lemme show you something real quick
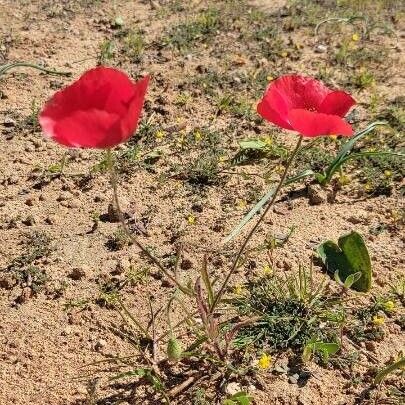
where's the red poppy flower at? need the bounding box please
[40,67,149,148]
[257,75,355,137]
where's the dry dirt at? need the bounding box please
[0,1,404,405]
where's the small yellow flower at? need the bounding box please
[155,130,165,140]
[263,264,273,276]
[390,210,401,221]
[187,215,196,225]
[281,51,288,58]
[219,155,227,163]
[382,300,395,313]
[258,353,272,369]
[352,33,360,42]
[339,175,351,186]
[364,183,373,192]
[194,130,202,141]
[237,199,247,209]
[384,170,392,178]
[372,315,385,326]
[329,134,338,141]
[263,136,273,146]
[234,284,245,296]
[275,165,285,174]
[266,75,274,82]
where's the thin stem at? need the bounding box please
[211,136,303,310]
[59,152,67,174]
[116,296,151,339]
[106,149,192,296]
[0,62,71,77]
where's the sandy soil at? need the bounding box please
[0,1,404,404]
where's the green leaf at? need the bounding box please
[323,121,387,183]
[303,340,339,362]
[110,368,148,380]
[223,391,253,405]
[343,271,362,288]
[317,342,340,356]
[239,139,268,150]
[317,231,372,292]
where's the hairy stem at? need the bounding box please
[211,136,303,310]
[106,149,191,295]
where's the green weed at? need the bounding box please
[164,8,220,51]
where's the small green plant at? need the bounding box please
[230,137,287,167]
[98,39,115,64]
[302,339,340,363]
[186,152,220,185]
[317,231,372,292]
[164,8,220,50]
[233,266,342,357]
[352,68,375,89]
[122,29,144,61]
[105,228,132,251]
[3,231,53,295]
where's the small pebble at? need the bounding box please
[45,215,55,225]
[22,215,36,226]
[307,184,327,205]
[225,382,242,396]
[314,44,327,53]
[289,373,299,384]
[68,267,87,281]
[3,117,16,127]
[94,339,107,351]
[25,197,35,206]
[68,199,81,209]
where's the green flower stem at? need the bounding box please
[0,62,71,77]
[106,149,192,296]
[211,135,304,311]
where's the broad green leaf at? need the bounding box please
[223,392,253,405]
[317,231,372,292]
[302,341,339,362]
[338,231,372,292]
[316,342,340,356]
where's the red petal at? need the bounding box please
[288,109,354,137]
[119,76,150,142]
[257,97,292,130]
[271,75,330,110]
[40,68,150,148]
[319,91,356,117]
[41,109,122,148]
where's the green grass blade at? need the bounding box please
[223,169,314,243]
[323,121,387,183]
[374,357,405,385]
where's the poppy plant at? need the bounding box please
[257,75,355,137]
[39,66,149,148]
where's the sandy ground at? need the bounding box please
[0,1,404,404]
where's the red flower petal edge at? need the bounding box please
[40,67,149,148]
[257,75,355,137]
